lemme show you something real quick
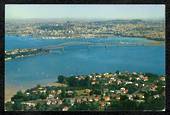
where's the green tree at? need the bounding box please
[5,102,13,111]
[60,89,67,98]
[11,91,26,102]
[58,75,66,83]
[39,93,48,99]
[110,100,123,110]
[66,76,77,87]
[89,102,99,110]
[35,103,48,111]
[47,105,60,111]
[12,100,23,111]
[145,96,165,110]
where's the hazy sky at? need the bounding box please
[5,5,165,20]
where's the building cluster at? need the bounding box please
[6,19,165,40]
[5,71,165,111]
[5,48,49,61]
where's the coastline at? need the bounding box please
[5,71,165,102]
[5,86,25,102]
[5,87,17,102]
[5,82,56,102]
[5,72,166,111]
[5,34,165,41]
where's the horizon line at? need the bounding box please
[5,17,165,21]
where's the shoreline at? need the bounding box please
[5,71,165,111]
[5,71,165,102]
[5,34,165,41]
[5,87,17,102]
[5,85,26,102]
[5,83,51,102]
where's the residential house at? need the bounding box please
[94,96,99,102]
[160,77,165,81]
[47,94,55,99]
[142,76,148,81]
[62,106,69,111]
[153,94,160,99]
[22,102,36,107]
[104,96,110,101]
[150,84,158,91]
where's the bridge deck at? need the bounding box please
[41,41,162,50]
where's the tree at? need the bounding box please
[11,91,26,102]
[71,102,90,110]
[115,70,120,74]
[58,75,66,83]
[39,93,48,99]
[110,100,123,110]
[35,103,48,111]
[84,76,91,87]
[47,105,60,111]
[60,89,67,99]
[36,84,41,88]
[12,100,23,111]
[5,102,13,111]
[91,89,101,95]
[89,102,99,110]
[66,76,77,87]
[121,100,138,110]
[145,96,165,110]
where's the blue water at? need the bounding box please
[5,36,165,90]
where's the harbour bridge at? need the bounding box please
[43,41,109,50]
[41,41,150,51]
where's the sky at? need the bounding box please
[5,5,165,20]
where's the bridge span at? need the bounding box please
[41,41,149,51]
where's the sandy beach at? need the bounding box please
[5,86,25,102]
[5,87,17,102]
[5,83,51,102]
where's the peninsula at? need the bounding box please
[5,48,50,61]
[5,71,165,111]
